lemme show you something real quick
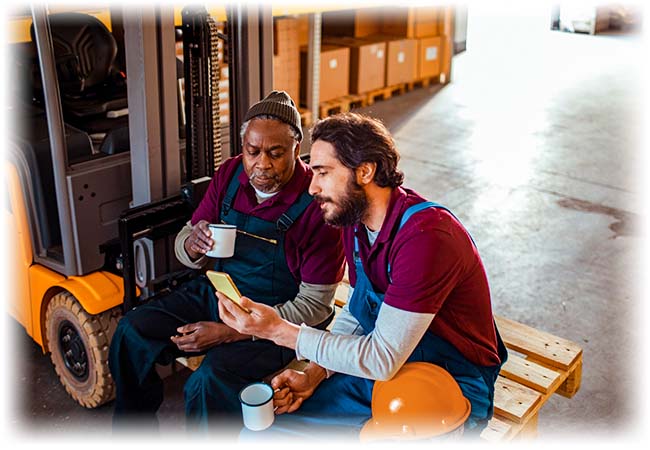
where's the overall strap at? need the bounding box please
[221,162,245,215]
[397,201,445,231]
[276,190,314,232]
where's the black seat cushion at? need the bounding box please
[30,13,128,127]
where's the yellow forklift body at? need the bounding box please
[5,160,125,351]
[28,265,125,350]
[5,161,34,333]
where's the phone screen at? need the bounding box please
[206,271,251,314]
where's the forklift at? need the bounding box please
[4,4,282,408]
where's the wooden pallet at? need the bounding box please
[332,280,582,442]
[179,279,582,442]
[365,83,408,106]
[408,75,440,90]
[319,94,367,118]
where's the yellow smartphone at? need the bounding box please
[206,270,251,314]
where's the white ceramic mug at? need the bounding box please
[239,382,275,431]
[206,224,236,258]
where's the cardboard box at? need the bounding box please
[417,36,441,79]
[413,21,439,38]
[381,7,440,38]
[300,45,350,104]
[273,17,301,104]
[365,36,416,86]
[323,37,386,94]
[322,8,383,38]
[298,15,309,47]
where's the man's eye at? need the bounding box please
[318,171,327,177]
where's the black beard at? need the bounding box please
[318,178,369,228]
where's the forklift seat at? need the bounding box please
[30,12,130,147]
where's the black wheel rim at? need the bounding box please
[58,320,89,381]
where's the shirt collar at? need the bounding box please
[354,186,408,246]
[375,186,408,244]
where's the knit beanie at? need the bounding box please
[243,90,303,141]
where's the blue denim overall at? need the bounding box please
[109,162,313,430]
[250,201,507,440]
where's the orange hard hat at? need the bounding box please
[360,362,471,441]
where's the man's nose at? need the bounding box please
[257,152,272,168]
[308,176,320,197]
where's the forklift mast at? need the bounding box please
[119,5,274,311]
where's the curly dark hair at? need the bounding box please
[310,113,404,188]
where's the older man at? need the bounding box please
[108,91,345,431]
[219,112,508,439]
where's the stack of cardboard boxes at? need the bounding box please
[276,6,454,111]
[322,7,417,91]
[321,36,385,95]
[273,18,300,104]
[319,5,453,94]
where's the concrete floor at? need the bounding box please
[6,4,646,445]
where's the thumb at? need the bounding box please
[177,322,196,334]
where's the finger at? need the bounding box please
[176,322,196,335]
[271,370,293,390]
[217,294,236,325]
[274,393,294,415]
[273,386,291,402]
[188,237,210,254]
[219,292,246,318]
[193,234,213,252]
[287,396,304,413]
[196,220,212,238]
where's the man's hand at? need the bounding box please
[217,292,300,349]
[271,364,327,414]
[184,220,213,260]
[170,321,248,352]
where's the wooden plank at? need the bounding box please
[518,413,539,439]
[500,353,562,395]
[335,283,350,305]
[481,416,513,442]
[495,315,582,371]
[493,375,542,424]
[556,358,583,398]
[176,355,204,371]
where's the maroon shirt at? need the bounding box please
[345,187,500,367]
[192,155,345,285]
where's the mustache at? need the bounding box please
[314,195,333,204]
[250,172,278,180]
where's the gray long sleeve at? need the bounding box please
[272,282,336,326]
[295,302,434,381]
[174,221,209,269]
[329,286,364,337]
[174,221,335,326]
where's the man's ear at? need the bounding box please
[293,142,301,159]
[355,162,376,185]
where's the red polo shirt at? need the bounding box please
[344,187,501,367]
[192,155,345,285]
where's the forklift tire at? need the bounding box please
[45,291,122,408]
